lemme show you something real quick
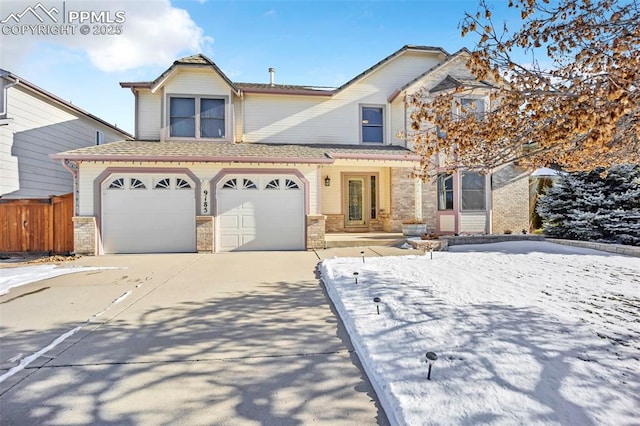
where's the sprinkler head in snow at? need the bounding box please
[373,296,381,314]
[361,251,365,263]
[353,272,359,284]
[425,352,438,380]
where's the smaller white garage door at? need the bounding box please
[102,175,196,254]
[217,175,305,251]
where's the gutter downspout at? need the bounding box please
[1,76,19,117]
[60,159,79,216]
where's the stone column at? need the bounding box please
[390,167,418,232]
[72,216,97,255]
[306,215,326,249]
[196,216,214,253]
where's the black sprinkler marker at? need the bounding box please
[425,352,438,380]
[373,297,381,314]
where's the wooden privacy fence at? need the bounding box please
[0,193,74,253]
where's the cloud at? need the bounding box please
[0,0,213,72]
[264,9,276,17]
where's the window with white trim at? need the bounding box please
[361,106,384,143]
[108,178,125,189]
[437,174,454,210]
[459,98,485,120]
[176,178,192,189]
[169,96,225,139]
[130,178,146,189]
[460,172,486,211]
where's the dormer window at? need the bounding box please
[169,96,226,139]
[361,105,384,144]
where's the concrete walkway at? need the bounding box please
[0,251,392,425]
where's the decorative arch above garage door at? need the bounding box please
[101,174,196,254]
[216,174,305,252]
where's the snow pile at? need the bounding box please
[320,241,640,425]
[0,265,121,295]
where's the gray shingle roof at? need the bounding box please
[52,141,418,163]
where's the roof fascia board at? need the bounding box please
[241,88,334,97]
[335,45,449,94]
[150,67,178,94]
[50,153,335,164]
[3,70,132,139]
[392,48,474,100]
[329,152,421,162]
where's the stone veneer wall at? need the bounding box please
[390,167,417,232]
[491,164,530,234]
[307,215,326,249]
[325,214,344,232]
[196,216,214,253]
[73,216,96,255]
[421,177,438,234]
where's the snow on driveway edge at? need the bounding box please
[320,260,403,426]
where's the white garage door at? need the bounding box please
[102,175,196,254]
[217,175,304,252]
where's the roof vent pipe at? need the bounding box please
[268,67,275,86]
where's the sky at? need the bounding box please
[0,0,520,135]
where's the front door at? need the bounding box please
[345,176,367,227]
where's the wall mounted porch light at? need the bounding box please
[324,176,331,186]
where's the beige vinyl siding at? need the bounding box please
[459,213,488,233]
[163,69,233,95]
[390,98,406,146]
[136,89,161,140]
[243,51,442,145]
[0,85,124,198]
[234,94,243,142]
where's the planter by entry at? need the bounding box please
[402,223,427,236]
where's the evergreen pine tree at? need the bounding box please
[537,165,640,246]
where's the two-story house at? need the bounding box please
[53,45,530,254]
[1,70,132,199]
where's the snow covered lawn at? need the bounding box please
[320,241,640,425]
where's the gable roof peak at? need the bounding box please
[174,53,214,66]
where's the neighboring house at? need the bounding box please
[53,45,529,255]
[0,70,132,199]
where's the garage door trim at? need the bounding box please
[212,168,310,252]
[95,167,201,255]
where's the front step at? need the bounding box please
[324,233,406,248]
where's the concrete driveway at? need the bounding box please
[0,251,391,425]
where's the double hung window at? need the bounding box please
[169,96,225,139]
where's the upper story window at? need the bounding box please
[361,105,384,144]
[169,96,225,139]
[95,130,104,145]
[459,98,485,120]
